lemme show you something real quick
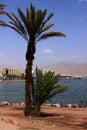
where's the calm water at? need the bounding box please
[0,79,87,105]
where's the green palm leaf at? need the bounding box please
[0,4,6,14]
[38,31,66,41]
[0,4,6,24]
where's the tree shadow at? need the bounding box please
[39,112,60,117]
[1,106,60,118]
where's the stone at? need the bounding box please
[0,101,9,106]
[60,104,67,108]
[67,104,72,108]
[55,103,61,108]
[72,104,79,108]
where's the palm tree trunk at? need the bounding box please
[24,60,32,116]
[24,41,35,116]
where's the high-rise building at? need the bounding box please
[1,67,24,77]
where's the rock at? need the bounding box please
[67,104,72,108]
[10,102,16,105]
[54,103,61,108]
[83,105,87,108]
[60,104,67,108]
[46,103,53,106]
[0,101,9,106]
[20,102,25,106]
[72,104,79,108]
[15,103,20,105]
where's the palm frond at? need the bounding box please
[0,4,6,9]
[1,22,27,40]
[18,8,29,36]
[0,20,6,25]
[30,4,35,24]
[48,84,68,99]
[37,31,66,42]
[5,12,28,42]
[0,4,6,14]
[40,12,54,31]
[36,23,54,38]
[34,9,47,35]
[35,12,54,38]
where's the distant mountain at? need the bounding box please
[42,62,87,76]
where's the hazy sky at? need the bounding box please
[0,0,87,70]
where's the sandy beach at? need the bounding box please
[0,104,87,130]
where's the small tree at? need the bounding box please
[31,68,68,116]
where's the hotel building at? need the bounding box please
[1,67,24,77]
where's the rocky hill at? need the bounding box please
[42,62,87,77]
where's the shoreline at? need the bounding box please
[0,101,87,108]
[0,79,25,83]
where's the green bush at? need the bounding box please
[31,67,68,116]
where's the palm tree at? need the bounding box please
[1,4,66,116]
[0,4,6,24]
[32,67,68,116]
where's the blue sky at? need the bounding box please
[0,0,87,70]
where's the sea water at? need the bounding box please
[0,81,25,102]
[0,79,87,105]
[51,78,87,105]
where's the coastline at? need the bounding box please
[0,101,87,108]
[0,79,25,83]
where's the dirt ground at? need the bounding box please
[0,104,87,130]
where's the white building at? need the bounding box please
[1,67,24,77]
[0,71,3,80]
